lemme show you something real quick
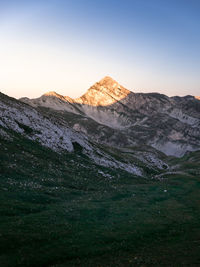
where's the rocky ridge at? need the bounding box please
[20,76,200,157]
[1,92,170,177]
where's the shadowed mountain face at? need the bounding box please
[0,92,172,178]
[20,76,200,157]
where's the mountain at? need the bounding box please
[1,92,170,177]
[20,76,200,157]
[74,76,131,106]
[1,83,200,266]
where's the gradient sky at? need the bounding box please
[0,0,200,99]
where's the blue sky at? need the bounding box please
[0,0,200,98]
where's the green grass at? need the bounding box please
[1,133,200,266]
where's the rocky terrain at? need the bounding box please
[0,92,170,178]
[21,76,200,157]
[1,79,200,267]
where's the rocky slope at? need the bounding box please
[1,92,170,177]
[20,76,200,157]
[2,81,200,267]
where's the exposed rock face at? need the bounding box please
[20,91,78,114]
[75,76,130,106]
[3,92,163,176]
[0,93,90,153]
[20,76,200,157]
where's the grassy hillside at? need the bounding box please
[1,133,200,266]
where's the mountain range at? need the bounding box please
[20,76,200,157]
[1,77,200,266]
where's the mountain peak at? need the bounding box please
[75,76,131,106]
[42,91,73,103]
[99,75,117,83]
[43,91,61,97]
[97,76,124,89]
[22,77,132,108]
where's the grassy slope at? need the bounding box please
[1,133,200,266]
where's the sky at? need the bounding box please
[0,0,200,99]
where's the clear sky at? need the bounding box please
[0,0,200,99]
